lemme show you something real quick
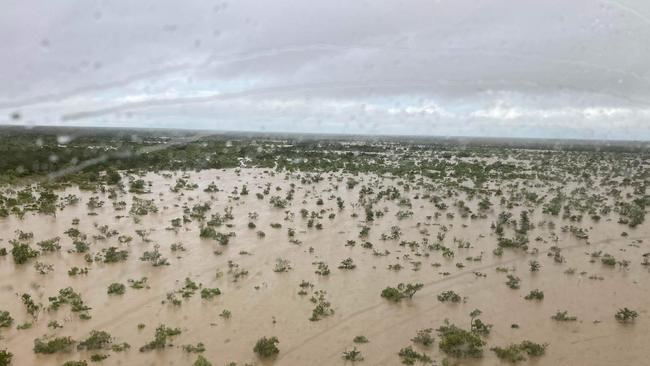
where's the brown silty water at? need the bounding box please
[0,168,648,365]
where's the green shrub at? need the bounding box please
[33,336,76,354]
[615,308,638,323]
[411,328,434,346]
[61,361,87,366]
[437,291,461,303]
[200,288,221,299]
[353,335,369,344]
[11,242,39,264]
[139,325,181,352]
[253,336,279,358]
[436,322,484,358]
[107,283,126,295]
[48,287,91,319]
[491,340,547,362]
[505,275,521,289]
[381,283,423,302]
[342,347,364,361]
[182,342,206,353]
[491,344,525,362]
[193,355,212,366]
[524,289,544,300]
[0,349,12,366]
[551,311,577,322]
[398,346,432,365]
[0,311,13,328]
[77,330,112,350]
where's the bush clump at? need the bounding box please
[0,349,12,366]
[193,355,212,366]
[253,336,279,358]
[77,330,113,350]
[381,283,423,302]
[437,291,461,303]
[0,311,13,328]
[615,307,638,323]
[107,283,126,295]
[398,346,432,365]
[436,322,484,358]
[491,340,547,362]
[139,325,181,352]
[61,362,87,366]
[11,242,39,264]
[524,289,544,300]
[411,328,434,347]
[33,336,76,354]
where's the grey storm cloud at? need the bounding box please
[1,0,650,139]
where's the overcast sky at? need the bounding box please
[1,0,650,140]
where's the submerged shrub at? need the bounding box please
[253,336,279,358]
[107,283,126,295]
[615,308,638,323]
[411,328,434,347]
[77,330,113,351]
[0,311,13,328]
[139,325,181,352]
[11,241,39,264]
[342,347,364,362]
[524,289,544,300]
[437,291,461,303]
[491,340,547,362]
[551,311,577,322]
[33,336,76,354]
[193,355,212,366]
[436,322,484,358]
[398,346,432,365]
[0,349,13,366]
[381,283,423,302]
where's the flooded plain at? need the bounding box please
[1,167,649,365]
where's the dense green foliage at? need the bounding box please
[253,336,279,358]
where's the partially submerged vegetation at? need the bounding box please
[0,128,648,365]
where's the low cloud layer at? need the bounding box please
[1,0,650,140]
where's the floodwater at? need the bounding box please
[1,168,649,365]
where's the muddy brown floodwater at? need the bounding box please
[1,168,649,365]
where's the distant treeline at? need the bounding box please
[0,126,648,184]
